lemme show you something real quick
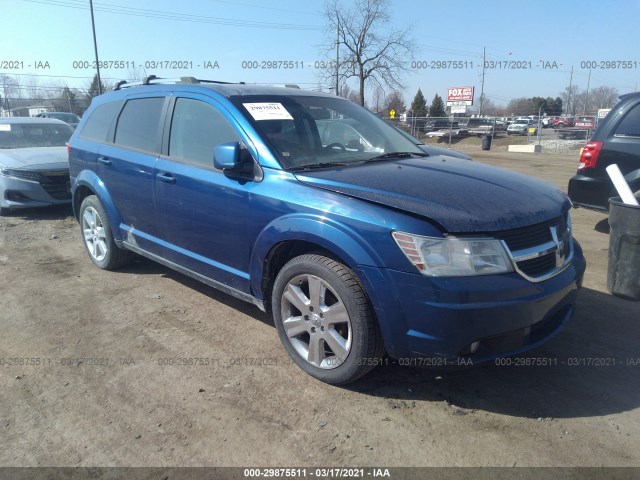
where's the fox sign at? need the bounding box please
[447,86,474,102]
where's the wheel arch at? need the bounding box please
[73,170,124,243]
[250,214,386,313]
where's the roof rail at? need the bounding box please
[113,75,243,90]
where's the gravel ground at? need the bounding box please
[0,151,638,474]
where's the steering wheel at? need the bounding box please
[325,142,347,151]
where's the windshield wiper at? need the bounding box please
[364,151,426,163]
[288,161,351,171]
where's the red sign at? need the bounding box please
[447,86,474,102]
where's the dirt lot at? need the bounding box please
[1,150,639,470]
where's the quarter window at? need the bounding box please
[614,103,640,137]
[114,98,164,152]
[79,101,123,142]
[169,98,240,166]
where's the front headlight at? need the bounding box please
[392,231,514,277]
[0,168,41,181]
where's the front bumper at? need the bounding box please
[0,173,71,210]
[355,240,586,362]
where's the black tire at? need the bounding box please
[272,254,384,385]
[79,195,133,270]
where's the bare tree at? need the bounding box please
[371,85,386,114]
[23,75,43,101]
[1,75,20,114]
[321,0,414,106]
[127,65,148,82]
[588,86,619,110]
[383,89,405,115]
[560,85,581,115]
[339,83,362,104]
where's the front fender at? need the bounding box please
[249,213,386,301]
[73,169,125,243]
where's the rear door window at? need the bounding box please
[114,98,165,152]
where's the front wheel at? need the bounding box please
[79,195,133,270]
[272,254,384,385]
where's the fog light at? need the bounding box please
[469,341,480,354]
[6,191,31,201]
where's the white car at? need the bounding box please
[0,117,73,215]
[507,119,537,135]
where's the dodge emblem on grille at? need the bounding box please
[551,225,570,268]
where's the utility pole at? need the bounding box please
[335,17,339,96]
[89,0,102,95]
[479,46,486,115]
[567,65,573,115]
[583,69,591,114]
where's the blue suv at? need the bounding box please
[69,76,586,384]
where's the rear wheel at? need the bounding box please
[272,254,384,385]
[79,195,133,270]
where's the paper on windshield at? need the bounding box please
[243,103,293,121]
[0,124,11,131]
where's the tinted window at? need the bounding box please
[79,101,123,142]
[614,103,640,137]
[114,98,164,152]
[169,98,240,166]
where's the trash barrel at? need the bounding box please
[607,196,640,300]
[481,134,492,151]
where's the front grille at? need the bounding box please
[517,254,556,277]
[40,171,71,200]
[492,215,571,281]
[495,219,556,251]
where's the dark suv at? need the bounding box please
[568,93,640,211]
[68,76,585,384]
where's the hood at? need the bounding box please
[0,147,69,170]
[295,156,570,233]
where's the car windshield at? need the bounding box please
[0,122,74,149]
[48,112,80,123]
[231,94,424,169]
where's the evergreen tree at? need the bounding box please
[87,74,105,99]
[61,86,79,114]
[429,93,446,117]
[410,88,428,118]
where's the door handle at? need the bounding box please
[97,156,111,166]
[156,172,176,184]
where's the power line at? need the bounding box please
[17,0,322,30]
[204,0,319,17]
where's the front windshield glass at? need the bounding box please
[231,94,424,169]
[0,122,74,149]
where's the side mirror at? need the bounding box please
[214,142,240,170]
